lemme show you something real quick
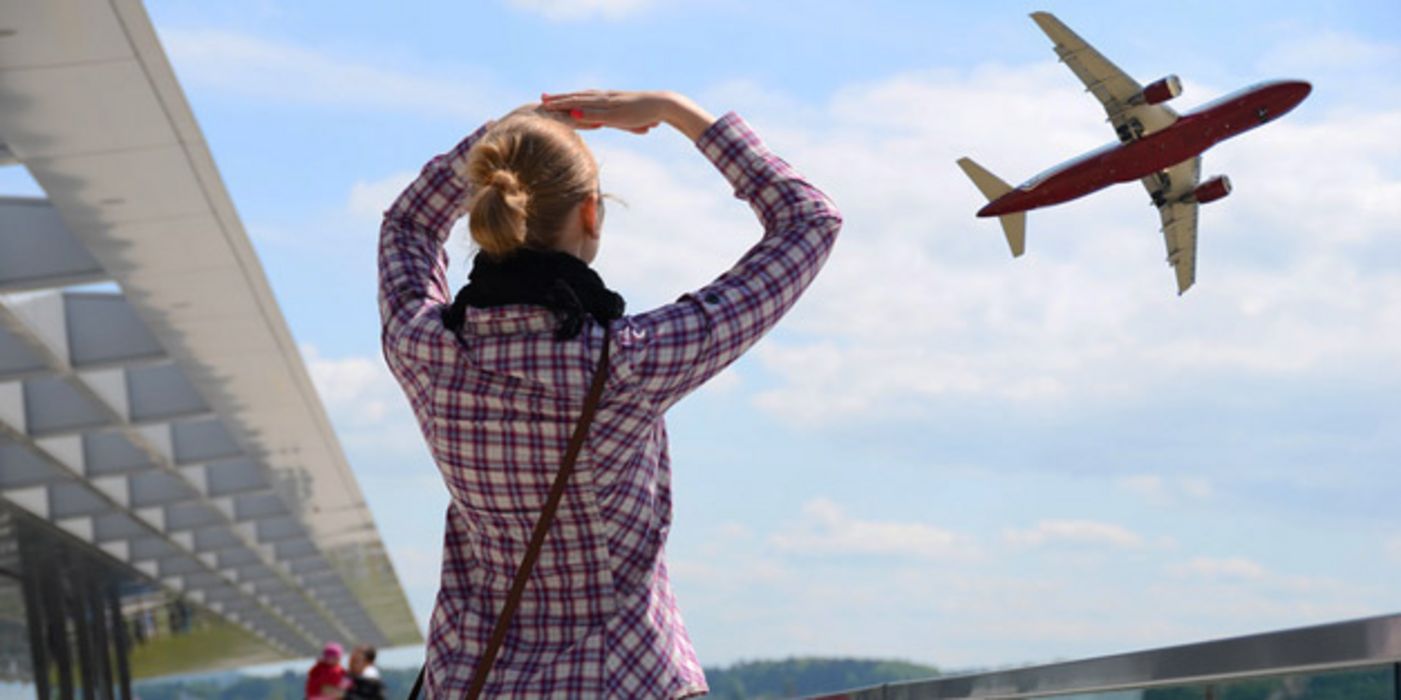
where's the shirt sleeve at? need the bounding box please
[617,112,842,410]
[377,123,489,370]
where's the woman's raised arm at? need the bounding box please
[377,123,489,370]
[545,91,844,410]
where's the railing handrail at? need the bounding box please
[810,611,1401,699]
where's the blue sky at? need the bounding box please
[90,0,1401,673]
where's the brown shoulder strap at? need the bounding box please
[461,331,612,700]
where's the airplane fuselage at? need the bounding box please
[978,80,1312,217]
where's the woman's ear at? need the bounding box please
[580,194,601,239]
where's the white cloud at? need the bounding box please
[1260,31,1401,73]
[390,543,444,590]
[588,140,759,308]
[298,344,431,467]
[1388,536,1401,564]
[507,0,654,21]
[1117,474,1215,504]
[1118,474,1166,498]
[299,343,450,632]
[769,498,974,560]
[678,508,1383,667]
[1004,519,1146,549]
[721,66,1401,425]
[160,28,498,119]
[507,63,1401,428]
[302,343,396,424]
[319,55,1401,434]
[1175,556,1268,580]
[698,366,742,396]
[348,170,416,225]
[1168,556,1365,600]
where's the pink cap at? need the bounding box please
[322,642,343,659]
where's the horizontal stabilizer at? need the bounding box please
[957,157,1013,200]
[998,212,1027,257]
[957,157,1026,257]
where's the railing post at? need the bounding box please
[110,586,133,700]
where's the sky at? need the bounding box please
[42,0,1400,675]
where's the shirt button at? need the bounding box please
[704,293,721,305]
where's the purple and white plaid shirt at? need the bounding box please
[379,113,841,698]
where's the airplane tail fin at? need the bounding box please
[956,157,1026,257]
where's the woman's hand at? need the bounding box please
[540,90,716,142]
[500,101,599,129]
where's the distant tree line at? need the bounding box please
[131,658,1391,699]
[132,658,936,700]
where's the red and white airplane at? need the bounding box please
[958,12,1311,294]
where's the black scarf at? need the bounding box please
[443,249,626,340]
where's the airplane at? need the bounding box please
[957,11,1311,294]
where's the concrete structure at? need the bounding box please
[0,1,420,696]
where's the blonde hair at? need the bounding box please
[464,115,598,257]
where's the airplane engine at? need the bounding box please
[1193,175,1232,203]
[1136,75,1183,105]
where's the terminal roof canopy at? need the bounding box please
[0,0,420,669]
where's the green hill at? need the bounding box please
[702,657,940,699]
[132,657,937,699]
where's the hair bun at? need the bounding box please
[488,170,521,194]
[463,117,597,259]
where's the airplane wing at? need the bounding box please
[1142,158,1201,294]
[1030,12,1178,139]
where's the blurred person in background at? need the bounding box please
[305,641,348,699]
[346,645,386,700]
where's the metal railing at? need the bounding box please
[811,612,1401,699]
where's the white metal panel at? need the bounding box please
[91,475,131,507]
[22,145,211,228]
[0,61,175,158]
[100,539,131,561]
[34,434,84,474]
[0,0,133,69]
[135,422,174,461]
[0,381,23,432]
[1,485,49,517]
[5,292,70,365]
[57,515,93,540]
[77,215,233,275]
[78,367,130,422]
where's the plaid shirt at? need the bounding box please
[379,113,841,698]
